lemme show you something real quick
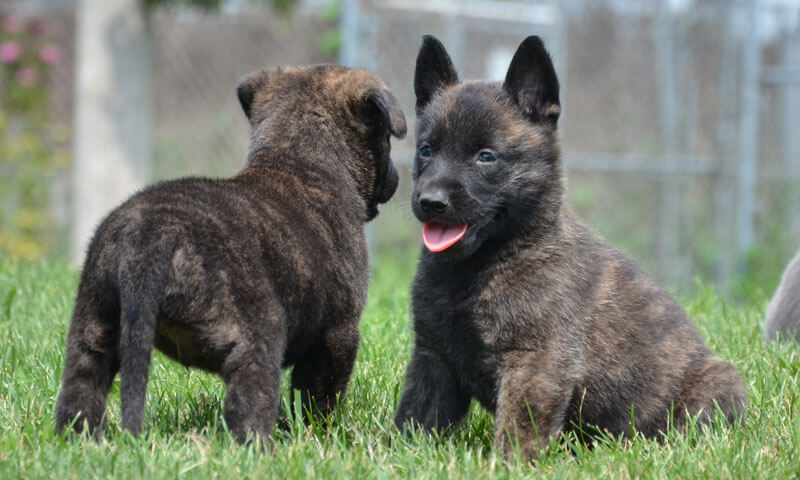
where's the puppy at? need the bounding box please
[55,65,406,444]
[394,36,745,459]
[765,248,800,342]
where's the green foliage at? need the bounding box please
[144,0,339,57]
[145,0,300,14]
[318,1,343,57]
[1,253,799,478]
[0,14,70,260]
[266,0,299,16]
[319,29,343,58]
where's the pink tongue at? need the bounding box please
[422,222,468,252]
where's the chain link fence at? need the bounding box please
[2,0,799,295]
[149,6,339,178]
[343,0,800,296]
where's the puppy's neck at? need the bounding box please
[234,144,366,218]
[502,164,566,246]
[493,204,566,257]
[241,126,350,168]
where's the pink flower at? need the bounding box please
[15,67,39,87]
[39,44,61,65]
[0,41,23,63]
[2,16,24,34]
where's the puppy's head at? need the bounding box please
[237,65,407,221]
[411,35,563,260]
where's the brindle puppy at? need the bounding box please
[765,248,800,342]
[55,65,406,444]
[394,35,745,459]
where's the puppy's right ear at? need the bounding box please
[236,70,268,120]
[414,35,458,115]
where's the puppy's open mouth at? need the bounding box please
[422,222,468,252]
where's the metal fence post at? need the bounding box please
[70,0,152,265]
[339,0,361,69]
[655,0,681,285]
[714,2,737,294]
[340,0,380,257]
[783,21,800,238]
[736,0,761,268]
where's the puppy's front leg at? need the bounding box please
[494,351,573,460]
[394,345,470,434]
[290,320,359,418]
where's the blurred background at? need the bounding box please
[1,0,798,299]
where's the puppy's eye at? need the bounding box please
[477,151,496,163]
[419,145,433,157]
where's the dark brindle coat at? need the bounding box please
[55,65,406,444]
[394,35,745,458]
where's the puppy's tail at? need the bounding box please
[117,258,167,435]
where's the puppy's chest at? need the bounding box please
[416,265,535,351]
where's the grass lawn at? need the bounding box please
[0,251,798,479]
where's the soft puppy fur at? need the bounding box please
[765,248,800,342]
[394,35,745,459]
[55,65,406,444]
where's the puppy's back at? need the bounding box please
[85,177,263,278]
[765,249,800,342]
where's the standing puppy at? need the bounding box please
[765,248,800,342]
[56,65,406,444]
[394,36,745,459]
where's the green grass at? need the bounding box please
[1,252,798,479]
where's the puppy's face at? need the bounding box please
[237,65,407,221]
[411,36,563,260]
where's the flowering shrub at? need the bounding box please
[0,13,69,259]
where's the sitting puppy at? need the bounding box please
[394,36,745,459]
[56,65,406,444]
[765,248,800,342]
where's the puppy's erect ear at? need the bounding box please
[503,36,561,125]
[414,35,459,115]
[236,70,269,120]
[365,88,407,139]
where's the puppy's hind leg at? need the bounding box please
[118,291,159,435]
[56,283,121,436]
[115,259,169,436]
[291,320,360,419]
[676,356,746,430]
[493,352,574,461]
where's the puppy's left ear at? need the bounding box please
[236,70,269,121]
[503,36,561,125]
[364,89,407,139]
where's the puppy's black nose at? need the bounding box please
[419,191,448,213]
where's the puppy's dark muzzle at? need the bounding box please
[367,162,398,221]
[377,163,399,204]
[418,190,448,213]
